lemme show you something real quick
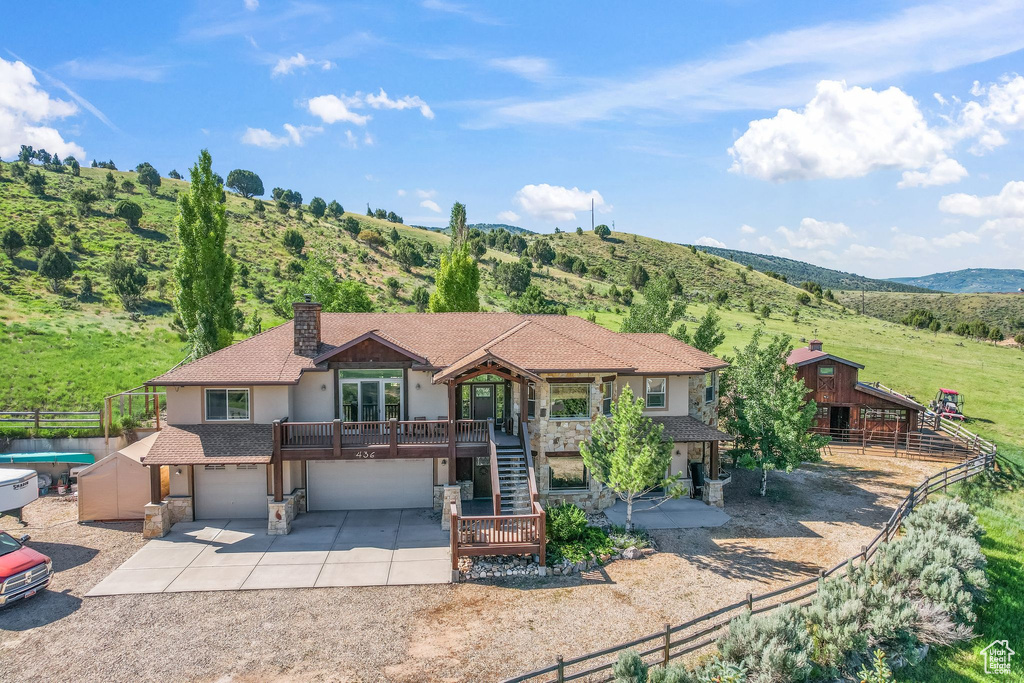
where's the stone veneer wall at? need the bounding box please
[165,495,194,524]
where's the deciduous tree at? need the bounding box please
[620,275,685,333]
[173,149,235,359]
[429,245,479,312]
[719,330,827,496]
[115,199,143,229]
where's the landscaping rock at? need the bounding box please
[458,554,543,582]
[623,546,643,560]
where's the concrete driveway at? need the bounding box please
[86,509,451,596]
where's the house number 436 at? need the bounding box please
[355,451,376,459]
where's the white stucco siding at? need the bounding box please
[253,385,290,423]
[617,375,694,417]
[291,371,335,422]
[409,370,447,419]
[164,386,202,424]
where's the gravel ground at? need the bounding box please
[0,451,946,683]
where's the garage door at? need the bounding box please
[307,459,432,510]
[194,463,268,519]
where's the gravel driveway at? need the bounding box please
[0,451,946,682]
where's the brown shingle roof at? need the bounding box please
[148,313,728,386]
[141,424,273,465]
[652,416,734,442]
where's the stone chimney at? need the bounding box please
[808,339,823,352]
[293,294,321,357]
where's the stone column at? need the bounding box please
[165,495,194,524]
[268,494,296,535]
[441,484,462,531]
[143,502,171,538]
[703,480,725,508]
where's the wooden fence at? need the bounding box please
[502,451,996,683]
[0,410,102,431]
[103,385,165,442]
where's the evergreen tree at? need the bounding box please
[173,149,235,359]
[719,330,827,496]
[1,228,25,260]
[327,200,343,219]
[26,217,55,257]
[343,216,361,236]
[309,196,327,218]
[411,285,430,312]
[282,229,305,255]
[393,240,424,271]
[107,255,148,309]
[25,169,46,195]
[628,262,650,289]
[493,259,532,296]
[580,385,679,531]
[136,162,161,195]
[115,199,144,229]
[225,169,264,198]
[38,245,74,292]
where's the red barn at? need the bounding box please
[786,340,923,440]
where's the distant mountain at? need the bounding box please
[889,268,1024,293]
[693,246,936,293]
[468,223,535,235]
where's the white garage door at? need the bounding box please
[307,459,433,510]
[194,464,268,519]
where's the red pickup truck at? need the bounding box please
[0,531,53,606]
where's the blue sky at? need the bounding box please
[3,0,1024,277]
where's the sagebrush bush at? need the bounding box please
[903,498,983,541]
[547,502,588,542]
[717,604,812,683]
[612,650,648,683]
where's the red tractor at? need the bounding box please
[931,388,966,421]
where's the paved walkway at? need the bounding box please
[86,509,451,596]
[603,498,730,529]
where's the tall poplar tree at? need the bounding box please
[429,202,479,312]
[174,149,235,359]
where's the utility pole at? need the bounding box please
[591,198,595,232]
[861,289,866,315]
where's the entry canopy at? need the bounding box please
[0,452,94,464]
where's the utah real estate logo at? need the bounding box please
[981,640,1015,675]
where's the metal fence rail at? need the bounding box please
[502,451,996,683]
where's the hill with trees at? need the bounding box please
[694,245,936,293]
[888,268,1024,293]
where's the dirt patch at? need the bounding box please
[0,452,946,682]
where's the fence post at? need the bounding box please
[556,655,565,683]
[861,545,868,562]
[33,409,40,430]
[746,592,753,611]
[943,469,948,491]
[907,486,915,514]
[663,623,671,666]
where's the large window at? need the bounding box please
[339,369,402,421]
[860,408,908,422]
[645,377,667,408]
[205,388,250,421]
[550,383,590,419]
[602,381,614,416]
[527,383,536,419]
[704,372,717,404]
[549,457,589,490]
[818,366,835,376]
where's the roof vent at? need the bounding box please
[808,339,823,351]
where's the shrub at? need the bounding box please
[282,228,305,255]
[612,650,648,683]
[547,502,588,542]
[115,199,144,228]
[903,498,982,541]
[717,604,812,683]
[796,291,811,306]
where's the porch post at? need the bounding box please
[272,419,284,502]
[148,464,162,504]
[447,380,457,485]
[519,378,529,427]
[709,441,720,480]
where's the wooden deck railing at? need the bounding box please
[488,420,502,517]
[502,451,995,683]
[277,418,489,454]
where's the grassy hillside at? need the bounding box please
[2,159,1022,453]
[834,290,1024,336]
[889,268,1024,293]
[695,245,936,293]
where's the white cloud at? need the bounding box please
[939,180,1024,217]
[954,75,1024,153]
[58,58,167,82]
[478,1,1024,127]
[497,210,520,222]
[487,56,552,82]
[396,189,407,197]
[844,244,904,260]
[932,230,980,248]
[756,235,791,258]
[364,88,434,119]
[897,157,968,188]
[777,217,852,249]
[244,0,258,9]
[729,80,949,182]
[307,95,371,125]
[241,123,321,148]
[421,0,502,25]
[420,199,442,213]
[271,53,333,77]
[695,236,726,248]
[513,184,609,222]
[415,188,437,199]
[739,224,757,234]
[0,58,85,160]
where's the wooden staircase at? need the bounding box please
[496,444,532,515]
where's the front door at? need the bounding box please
[472,385,495,421]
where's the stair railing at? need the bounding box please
[487,418,502,516]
